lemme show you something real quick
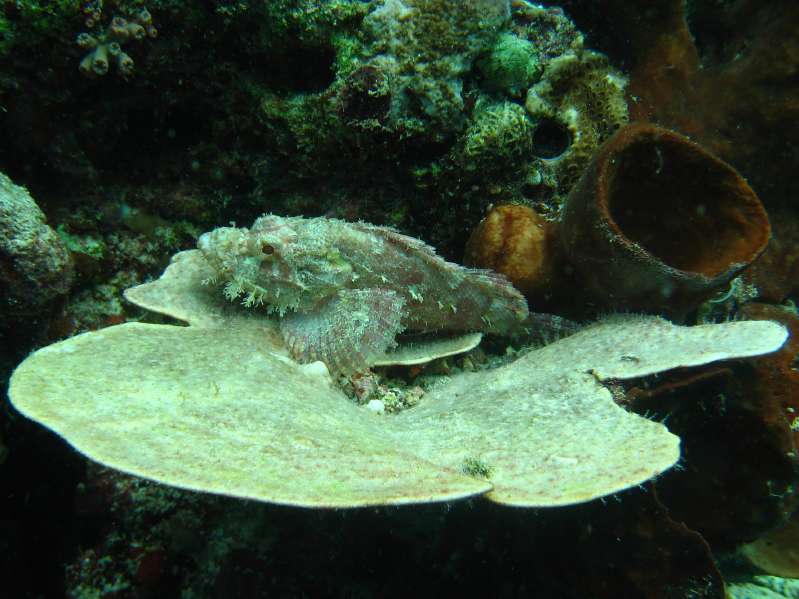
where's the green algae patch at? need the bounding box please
[8,251,789,508]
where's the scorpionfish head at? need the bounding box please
[198,215,344,312]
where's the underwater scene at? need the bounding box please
[2,0,799,597]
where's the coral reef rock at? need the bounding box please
[0,172,73,323]
[8,249,788,508]
[361,0,510,132]
[523,49,628,208]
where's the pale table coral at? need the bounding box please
[8,249,788,508]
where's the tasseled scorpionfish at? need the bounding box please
[198,214,529,373]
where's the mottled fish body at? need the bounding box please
[198,214,528,373]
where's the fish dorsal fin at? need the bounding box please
[352,221,441,262]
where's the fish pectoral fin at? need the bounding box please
[279,288,406,374]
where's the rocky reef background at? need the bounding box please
[2,0,799,597]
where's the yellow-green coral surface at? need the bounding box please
[8,251,788,508]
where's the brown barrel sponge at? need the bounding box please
[560,123,770,315]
